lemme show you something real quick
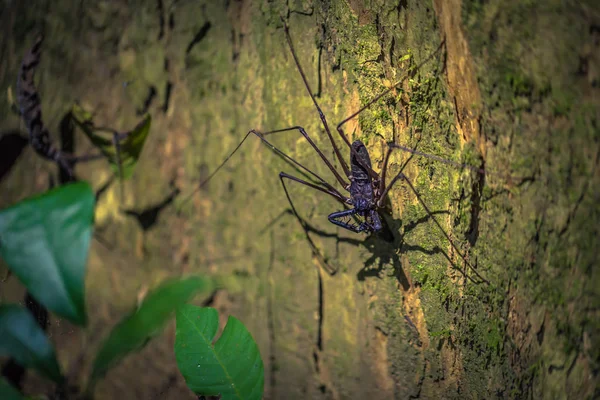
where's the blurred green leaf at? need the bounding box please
[90,276,214,384]
[0,182,94,325]
[71,104,151,180]
[0,377,25,400]
[0,305,63,384]
[175,306,264,400]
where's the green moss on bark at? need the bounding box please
[0,0,596,398]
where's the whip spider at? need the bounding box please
[181,18,487,277]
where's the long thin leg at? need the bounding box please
[336,39,446,180]
[382,171,489,284]
[327,208,383,233]
[178,129,347,209]
[279,173,343,276]
[327,208,362,233]
[280,172,348,204]
[282,18,351,178]
[262,126,349,188]
[378,142,487,202]
[379,144,395,200]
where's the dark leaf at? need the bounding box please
[175,306,264,400]
[0,182,94,325]
[0,305,63,384]
[0,377,24,400]
[71,104,151,180]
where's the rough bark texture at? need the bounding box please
[0,0,598,399]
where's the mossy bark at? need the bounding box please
[0,0,598,399]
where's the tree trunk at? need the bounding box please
[0,0,598,398]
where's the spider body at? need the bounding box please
[328,140,383,233]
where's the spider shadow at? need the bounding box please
[259,129,484,285]
[361,211,487,286]
[261,205,475,290]
[121,184,181,232]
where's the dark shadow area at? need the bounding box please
[185,22,211,55]
[261,204,486,289]
[137,85,157,116]
[0,131,28,183]
[1,293,48,390]
[450,157,486,248]
[121,185,181,231]
[59,111,77,184]
[163,81,173,114]
[157,0,165,40]
[95,175,115,203]
[150,373,178,400]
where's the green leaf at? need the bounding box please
[175,306,264,400]
[0,305,63,384]
[0,182,94,325]
[90,276,214,383]
[0,377,25,400]
[71,104,151,180]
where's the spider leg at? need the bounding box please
[327,208,383,233]
[335,39,446,181]
[381,170,489,284]
[378,142,487,200]
[280,172,348,204]
[379,144,394,198]
[178,129,346,209]
[388,143,487,176]
[280,172,350,276]
[327,208,363,233]
[282,18,351,179]
[262,126,349,188]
